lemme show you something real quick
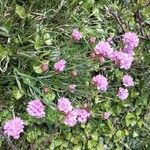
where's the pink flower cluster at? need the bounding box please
[89,32,136,100]
[54,59,66,73]
[122,32,139,54]
[117,75,134,100]
[90,32,139,70]
[117,87,129,100]
[92,74,108,92]
[3,99,45,139]
[64,108,90,127]
[4,117,24,139]
[27,99,45,118]
[122,75,134,87]
[94,41,113,58]
[71,29,82,42]
[111,51,134,70]
[57,97,90,127]
[57,97,73,114]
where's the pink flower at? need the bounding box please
[57,97,73,114]
[122,45,135,55]
[122,32,139,49]
[117,87,129,100]
[111,51,134,70]
[54,59,66,73]
[27,99,45,118]
[64,110,78,127]
[76,109,90,123]
[89,37,96,43]
[71,29,82,42]
[103,112,110,120]
[68,84,76,93]
[122,75,134,87]
[94,41,113,58]
[92,75,108,92]
[3,117,24,139]
[64,108,90,126]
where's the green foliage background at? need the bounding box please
[0,0,150,149]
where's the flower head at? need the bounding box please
[122,75,134,87]
[122,32,139,49]
[64,108,90,126]
[27,99,45,118]
[76,109,90,123]
[54,59,66,73]
[122,45,135,55]
[71,29,82,42]
[64,110,78,127]
[92,75,108,92]
[68,84,76,93]
[57,97,73,114]
[102,112,110,120]
[111,51,134,70]
[4,117,24,139]
[117,87,129,100]
[94,41,113,58]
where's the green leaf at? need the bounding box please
[91,131,99,141]
[44,91,56,103]
[54,139,62,147]
[46,108,58,123]
[61,140,68,148]
[72,144,82,150]
[0,26,9,37]
[26,130,38,143]
[0,44,7,58]
[15,5,26,19]
[33,65,43,74]
[44,33,53,45]
[88,140,97,149]
[125,113,137,127]
[12,87,24,100]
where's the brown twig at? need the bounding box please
[138,35,150,40]
[107,7,125,32]
[134,10,144,36]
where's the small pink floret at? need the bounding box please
[92,75,108,92]
[117,87,129,100]
[4,117,24,139]
[54,59,66,73]
[122,75,134,87]
[57,97,73,114]
[27,99,45,118]
[94,41,113,58]
[71,29,82,42]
